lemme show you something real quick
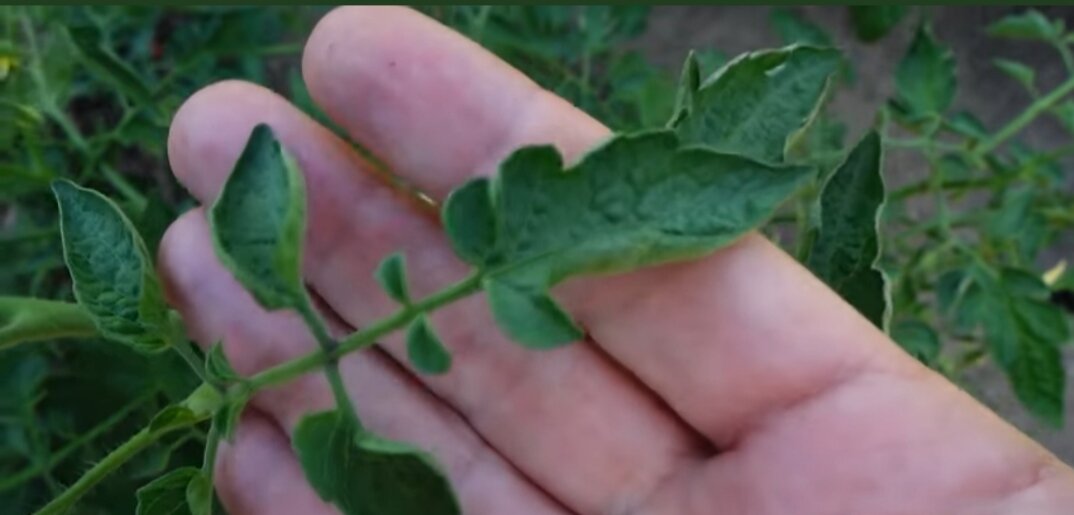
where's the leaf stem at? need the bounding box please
[245,271,483,392]
[975,74,1074,156]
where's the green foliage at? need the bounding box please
[292,410,460,515]
[209,125,309,312]
[987,9,1064,42]
[673,46,841,162]
[376,253,411,305]
[52,179,170,352]
[806,132,889,329]
[135,467,210,515]
[993,58,1037,94]
[893,24,956,118]
[0,297,96,349]
[848,6,908,43]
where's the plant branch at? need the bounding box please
[245,271,483,392]
[975,74,1074,156]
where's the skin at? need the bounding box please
[157,6,1074,515]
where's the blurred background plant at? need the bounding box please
[1,5,1072,513]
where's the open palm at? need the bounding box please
[158,7,1074,514]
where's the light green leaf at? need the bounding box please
[205,343,240,384]
[186,471,212,515]
[0,296,97,350]
[771,8,832,47]
[485,279,583,349]
[135,467,200,515]
[209,124,309,312]
[442,177,497,267]
[673,45,841,162]
[52,179,169,353]
[993,58,1036,93]
[406,316,452,374]
[806,131,889,329]
[894,24,956,116]
[292,410,460,515]
[376,253,410,304]
[848,6,908,43]
[891,319,941,365]
[987,9,1064,41]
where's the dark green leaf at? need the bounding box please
[485,278,583,349]
[376,253,410,304]
[292,410,460,515]
[807,131,889,329]
[673,45,841,162]
[891,319,941,364]
[770,8,832,47]
[993,58,1036,93]
[442,177,497,267]
[987,9,1063,41]
[0,296,97,350]
[52,180,169,353]
[848,6,908,42]
[209,124,309,311]
[894,24,956,116]
[64,26,157,114]
[969,265,1067,426]
[205,343,239,384]
[135,467,199,515]
[406,316,452,374]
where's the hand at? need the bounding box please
[158,7,1074,514]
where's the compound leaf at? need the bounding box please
[292,410,460,515]
[806,131,889,329]
[406,316,452,374]
[376,253,410,304]
[848,6,909,43]
[894,24,956,117]
[673,45,840,163]
[0,297,97,350]
[209,124,309,312]
[53,180,169,353]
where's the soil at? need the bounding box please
[635,6,1074,462]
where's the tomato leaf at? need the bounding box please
[987,9,1064,41]
[891,319,941,365]
[442,177,497,267]
[292,410,460,515]
[894,23,956,117]
[672,45,841,163]
[848,6,909,43]
[485,278,583,349]
[135,467,210,515]
[406,316,452,374]
[375,253,410,304]
[52,180,170,353]
[806,131,889,329]
[993,58,1036,93]
[209,124,309,312]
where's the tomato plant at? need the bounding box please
[1,6,1072,514]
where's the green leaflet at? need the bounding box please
[376,253,411,304]
[672,45,841,163]
[52,180,170,353]
[894,24,956,117]
[205,343,240,384]
[969,266,1069,427]
[406,316,452,374]
[0,296,97,349]
[806,131,889,329]
[770,8,832,47]
[292,410,460,515]
[442,177,498,267]
[485,279,583,348]
[986,9,1064,41]
[209,124,309,312]
[443,131,811,347]
[993,58,1036,93]
[848,6,908,43]
[135,467,210,515]
[890,319,941,365]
